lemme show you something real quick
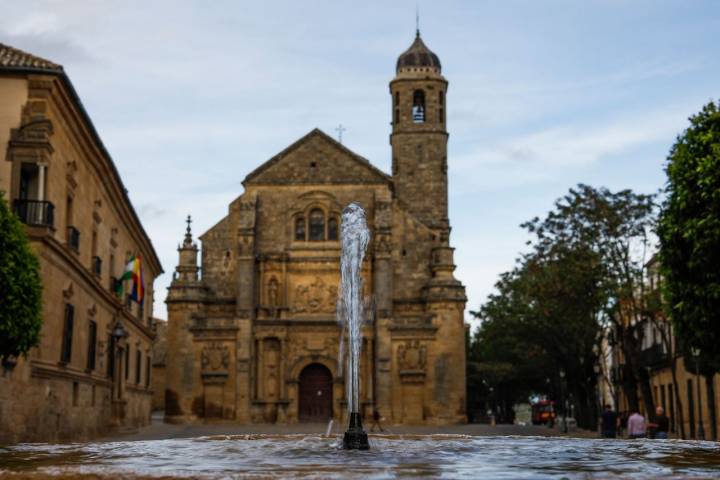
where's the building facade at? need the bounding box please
[165,32,467,425]
[609,258,720,439]
[0,44,162,442]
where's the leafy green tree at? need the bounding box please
[470,243,605,429]
[658,100,720,440]
[0,192,43,366]
[523,184,658,420]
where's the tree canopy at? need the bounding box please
[658,100,720,374]
[0,192,43,363]
[468,184,658,428]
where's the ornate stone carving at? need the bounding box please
[292,277,337,313]
[375,201,392,227]
[238,235,254,256]
[201,342,230,372]
[267,277,279,307]
[375,233,392,255]
[397,340,426,372]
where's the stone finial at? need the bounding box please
[183,215,193,247]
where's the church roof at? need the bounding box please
[243,128,391,186]
[0,43,63,73]
[396,32,441,73]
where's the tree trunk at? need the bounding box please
[705,374,717,441]
[621,367,640,413]
[623,327,656,421]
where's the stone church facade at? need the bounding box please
[165,32,466,425]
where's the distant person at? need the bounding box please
[651,406,670,439]
[600,404,618,438]
[370,409,385,433]
[627,410,647,439]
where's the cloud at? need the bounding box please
[2,1,717,322]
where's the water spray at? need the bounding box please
[339,202,370,450]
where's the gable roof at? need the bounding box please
[243,128,391,186]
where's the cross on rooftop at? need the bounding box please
[335,124,347,144]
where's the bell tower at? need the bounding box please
[390,29,448,233]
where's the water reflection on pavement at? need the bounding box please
[1,434,719,479]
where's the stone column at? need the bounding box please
[37,162,46,201]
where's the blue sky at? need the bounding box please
[2,1,718,325]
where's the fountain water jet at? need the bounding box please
[339,202,370,450]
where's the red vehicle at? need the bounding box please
[532,400,556,426]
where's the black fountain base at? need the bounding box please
[343,412,369,450]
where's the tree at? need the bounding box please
[522,184,658,421]
[0,191,43,367]
[658,100,720,440]
[470,244,605,430]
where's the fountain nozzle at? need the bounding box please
[343,412,369,450]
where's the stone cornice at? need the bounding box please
[31,360,112,386]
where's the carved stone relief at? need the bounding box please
[201,342,230,372]
[397,340,427,372]
[292,277,337,314]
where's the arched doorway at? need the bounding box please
[298,363,333,422]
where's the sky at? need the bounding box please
[1,1,718,326]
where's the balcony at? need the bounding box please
[67,226,80,252]
[110,276,121,296]
[92,256,102,277]
[641,344,670,368]
[13,199,55,228]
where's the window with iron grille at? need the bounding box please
[67,226,80,252]
[92,256,102,277]
[87,320,97,370]
[61,304,74,363]
[146,354,151,387]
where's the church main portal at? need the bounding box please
[298,364,333,422]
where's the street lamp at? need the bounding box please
[691,347,705,440]
[112,322,127,341]
[559,368,567,433]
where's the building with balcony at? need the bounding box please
[0,43,163,442]
[609,257,720,439]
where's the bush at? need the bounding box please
[0,191,43,363]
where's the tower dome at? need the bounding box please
[396,31,441,74]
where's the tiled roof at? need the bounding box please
[396,32,441,73]
[0,42,63,72]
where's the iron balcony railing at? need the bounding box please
[92,256,102,277]
[110,276,121,296]
[13,199,55,228]
[67,226,80,252]
[641,343,670,368]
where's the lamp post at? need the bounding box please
[691,347,705,440]
[559,368,567,433]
